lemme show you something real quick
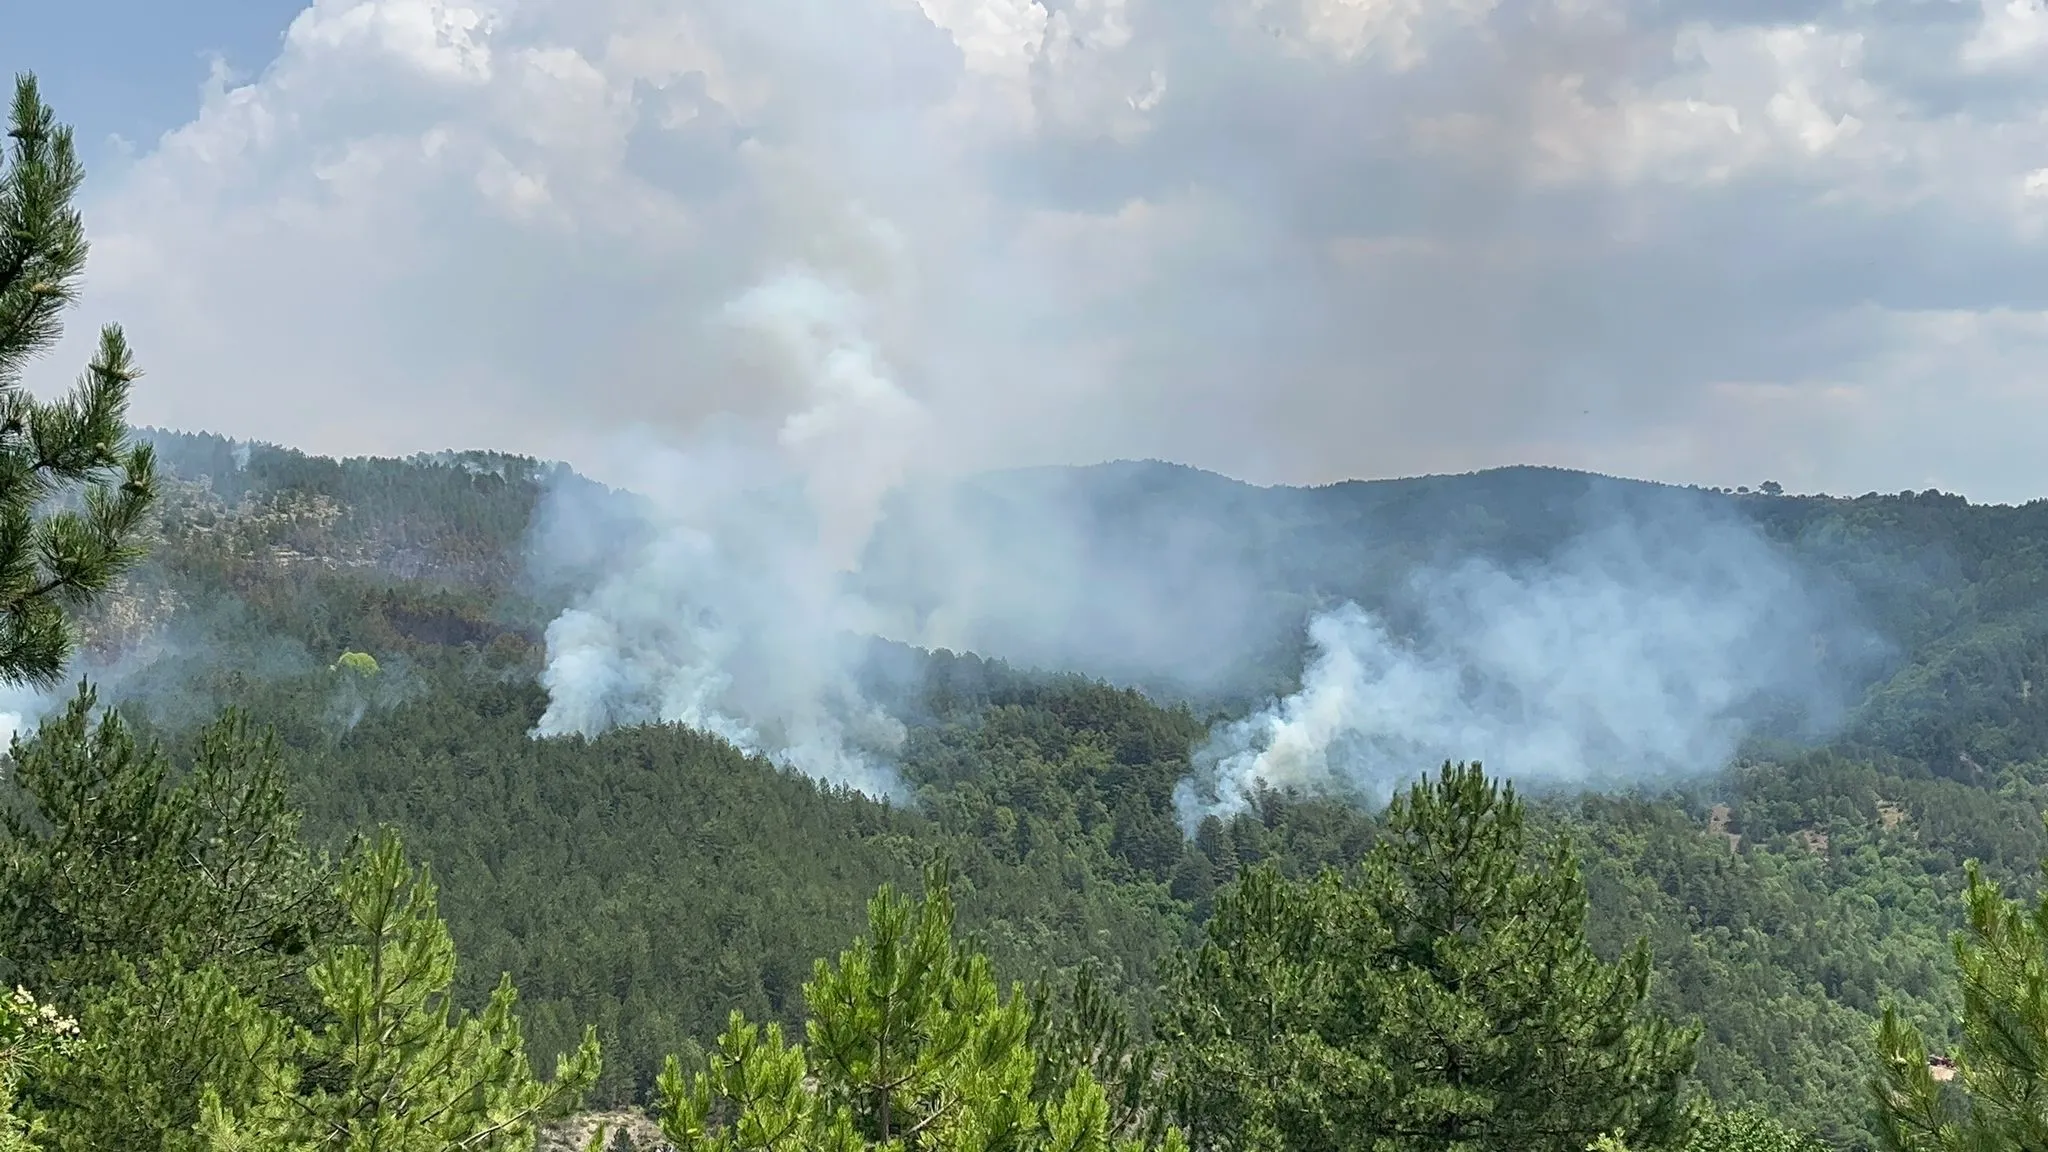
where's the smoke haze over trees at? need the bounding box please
[18,27,2048,1150]
[2,431,2044,1146]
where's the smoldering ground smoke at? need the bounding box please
[1174,499,1875,827]
[524,266,922,798]
[484,1,1893,805]
[525,466,910,798]
[532,427,1879,814]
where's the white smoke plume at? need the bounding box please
[0,682,52,751]
[1174,507,1863,828]
[0,623,226,752]
[733,271,932,568]
[527,264,926,798]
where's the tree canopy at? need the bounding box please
[0,72,156,687]
[1162,763,1698,1152]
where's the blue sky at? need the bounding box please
[7,2,304,163]
[11,0,2048,505]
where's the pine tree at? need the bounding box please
[1161,762,1699,1152]
[804,863,1039,1148]
[1679,1106,1829,1152]
[657,866,1189,1152]
[0,688,337,1003]
[1155,864,1346,1152]
[0,687,340,1151]
[1589,1104,1829,1152]
[657,1013,862,1152]
[41,963,281,1152]
[0,72,158,687]
[1872,842,2048,1151]
[197,829,602,1152]
[1028,963,1167,1148]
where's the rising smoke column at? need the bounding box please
[528,266,926,798]
[1174,506,1868,829]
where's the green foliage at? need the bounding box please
[1162,763,1699,1152]
[0,72,157,687]
[214,658,1203,1106]
[198,828,601,1152]
[65,437,2048,1146]
[1871,832,2048,1152]
[0,985,75,1152]
[0,683,588,1152]
[140,430,579,592]
[656,869,1186,1152]
[1679,1105,1830,1152]
[657,1014,861,1152]
[74,545,1970,1142]
[43,962,282,1152]
[334,651,380,677]
[1028,964,1167,1148]
[804,865,1040,1147]
[0,685,336,1002]
[898,672,1210,887]
[0,684,340,1151]
[1566,785,1960,1149]
[1590,1103,1829,1152]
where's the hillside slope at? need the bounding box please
[33,431,2048,1145]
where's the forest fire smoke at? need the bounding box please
[1174,505,1866,827]
[527,265,924,798]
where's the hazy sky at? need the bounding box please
[11,0,2048,502]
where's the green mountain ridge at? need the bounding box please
[33,427,2048,1146]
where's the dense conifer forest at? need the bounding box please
[14,71,2048,1152]
[8,423,2045,1149]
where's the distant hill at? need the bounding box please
[35,430,2048,1143]
[857,461,1722,702]
[858,458,2048,778]
[120,431,2048,777]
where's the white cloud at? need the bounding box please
[1509,23,1889,188]
[24,0,2048,507]
[916,0,1047,80]
[1963,0,2048,68]
[1227,0,1498,68]
[286,0,500,84]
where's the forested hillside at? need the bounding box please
[860,462,2048,749]
[18,61,2048,1151]
[1,429,2034,1147]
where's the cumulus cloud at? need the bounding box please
[17,0,2044,503]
